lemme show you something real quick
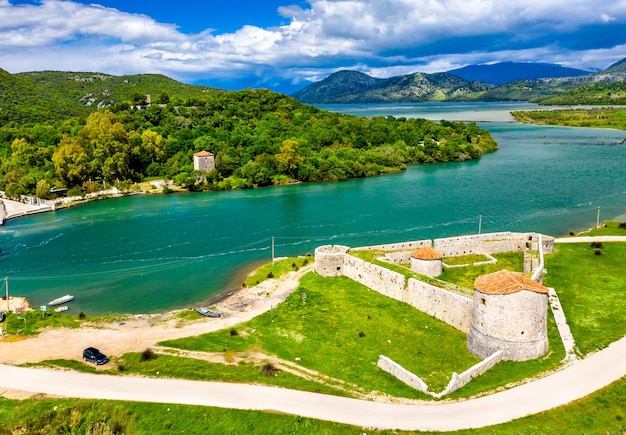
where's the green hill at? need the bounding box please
[0,69,219,124]
[292,70,494,103]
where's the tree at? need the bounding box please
[275,139,303,178]
[78,111,133,182]
[141,130,165,162]
[52,136,89,187]
[35,179,51,199]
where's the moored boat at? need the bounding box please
[195,307,221,318]
[48,294,74,306]
[54,305,69,313]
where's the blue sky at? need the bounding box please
[1,0,626,93]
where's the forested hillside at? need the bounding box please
[0,71,497,199]
[538,81,626,105]
[0,69,218,124]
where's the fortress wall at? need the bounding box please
[351,240,431,252]
[377,355,429,394]
[434,232,539,257]
[384,251,412,265]
[343,255,407,302]
[406,279,473,333]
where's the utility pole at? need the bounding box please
[478,215,482,235]
[271,237,275,266]
[596,207,601,230]
[4,277,9,312]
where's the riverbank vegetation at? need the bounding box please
[0,73,497,199]
[512,107,626,131]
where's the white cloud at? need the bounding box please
[0,0,625,88]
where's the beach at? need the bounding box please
[0,264,313,366]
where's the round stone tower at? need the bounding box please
[409,246,443,277]
[467,269,549,361]
[314,245,350,277]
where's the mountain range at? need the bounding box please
[291,60,626,104]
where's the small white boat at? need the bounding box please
[48,295,74,306]
[54,306,69,313]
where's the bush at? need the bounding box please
[78,311,87,319]
[140,348,157,362]
[591,241,604,249]
[358,331,366,338]
[67,185,83,197]
[260,362,279,377]
[266,271,274,279]
[594,249,603,256]
[229,328,239,337]
[619,222,626,229]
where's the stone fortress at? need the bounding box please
[314,231,557,396]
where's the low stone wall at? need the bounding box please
[406,279,473,333]
[436,350,504,397]
[377,355,429,394]
[343,255,407,301]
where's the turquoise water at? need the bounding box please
[1,103,625,314]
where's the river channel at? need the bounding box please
[1,102,625,314]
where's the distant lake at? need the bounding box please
[1,102,625,314]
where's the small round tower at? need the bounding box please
[467,270,549,361]
[314,245,350,277]
[409,246,443,277]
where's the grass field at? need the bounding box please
[544,242,626,355]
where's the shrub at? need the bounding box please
[594,249,603,256]
[619,222,626,229]
[78,311,87,319]
[267,271,274,279]
[590,241,604,249]
[229,328,239,337]
[359,331,366,338]
[140,348,157,362]
[260,362,279,377]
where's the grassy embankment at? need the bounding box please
[3,223,625,433]
[512,107,626,130]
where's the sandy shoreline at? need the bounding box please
[0,265,314,366]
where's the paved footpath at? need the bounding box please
[1,336,625,431]
[555,236,626,243]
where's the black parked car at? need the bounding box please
[83,347,109,365]
[0,311,5,322]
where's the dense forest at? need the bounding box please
[0,71,498,199]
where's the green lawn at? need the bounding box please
[163,273,481,397]
[544,241,626,355]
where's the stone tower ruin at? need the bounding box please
[467,270,549,361]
